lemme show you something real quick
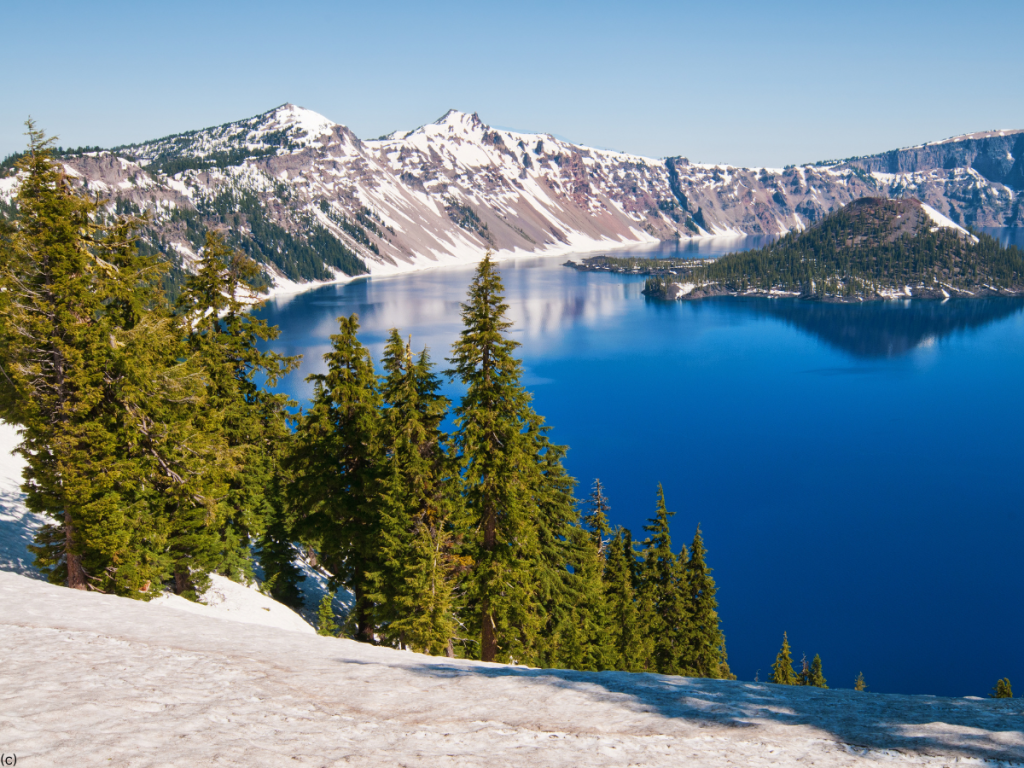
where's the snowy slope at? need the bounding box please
[0,420,342,634]
[2,570,1023,767]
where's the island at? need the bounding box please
[568,198,1024,302]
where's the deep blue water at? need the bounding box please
[255,235,1024,698]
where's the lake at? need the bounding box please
[255,233,1024,697]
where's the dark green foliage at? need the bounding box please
[317,593,339,636]
[368,330,468,655]
[198,189,366,281]
[685,524,723,678]
[991,678,1013,698]
[809,654,827,688]
[603,529,646,671]
[660,198,1024,298]
[444,254,548,662]
[771,632,798,685]
[144,146,279,177]
[639,485,692,676]
[444,197,492,244]
[287,313,383,642]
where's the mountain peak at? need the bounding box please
[259,104,337,142]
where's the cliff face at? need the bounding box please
[1,105,1020,286]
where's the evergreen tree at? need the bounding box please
[854,671,867,691]
[1,122,227,596]
[771,632,798,685]
[809,654,827,688]
[604,529,645,672]
[174,232,300,593]
[639,484,691,675]
[685,523,724,678]
[583,478,612,548]
[530,425,582,669]
[991,678,1013,698]
[317,593,339,637]
[445,254,548,663]
[287,314,382,642]
[369,330,467,656]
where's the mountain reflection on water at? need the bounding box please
[729,297,1024,358]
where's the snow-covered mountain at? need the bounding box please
[2,104,1021,291]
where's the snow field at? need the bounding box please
[1,424,1022,766]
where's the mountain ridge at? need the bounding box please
[1,105,1021,292]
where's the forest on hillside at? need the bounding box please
[644,199,1024,301]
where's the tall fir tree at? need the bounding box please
[604,528,645,672]
[685,524,724,678]
[287,314,382,642]
[369,330,468,655]
[1,122,227,596]
[445,253,549,663]
[583,478,612,549]
[639,484,691,675]
[174,232,300,594]
[771,632,798,685]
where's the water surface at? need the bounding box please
[256,232,1024,697]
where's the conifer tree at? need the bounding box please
[317,593,339,637]
[530,425,582,668]
[639,484,691,675]
[771,632,798,685]
[991,678,1012,698]
[174,232,299,593]
[854,671,867,691]
[685,523,724,678]
[445,254,547,663]
[604,529,645,671]
[2,123,227,596]
[288,314,382,642]
[583,478,612,548]
[369,330,467,655]
[809,654,827,688]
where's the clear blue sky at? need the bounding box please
[3,0,1022,167]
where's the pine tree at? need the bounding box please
[287,314,382,642]
[854,671,867,691]
[604,529,645,671]
[685,523,724,678]
[1,122,226,596]
[639,484,691,675]
[174,232,300,593]
[369,330,467,655]
[530,424,581,669]
[809,654,827,688]
[771,632,798,685]
[445,254,547,663]
[583,478,612,548]
[991,678,1012,698]
[317,593,339,637]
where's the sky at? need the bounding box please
[2,0,1023,167]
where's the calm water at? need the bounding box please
[256,234,1024,697]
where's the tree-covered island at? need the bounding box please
[570,198,1024,302]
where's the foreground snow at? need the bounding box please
[2,435,1023,766]
[2,573,1023,766]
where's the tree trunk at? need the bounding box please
[64,511,87,590]
[481,501,497,662]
